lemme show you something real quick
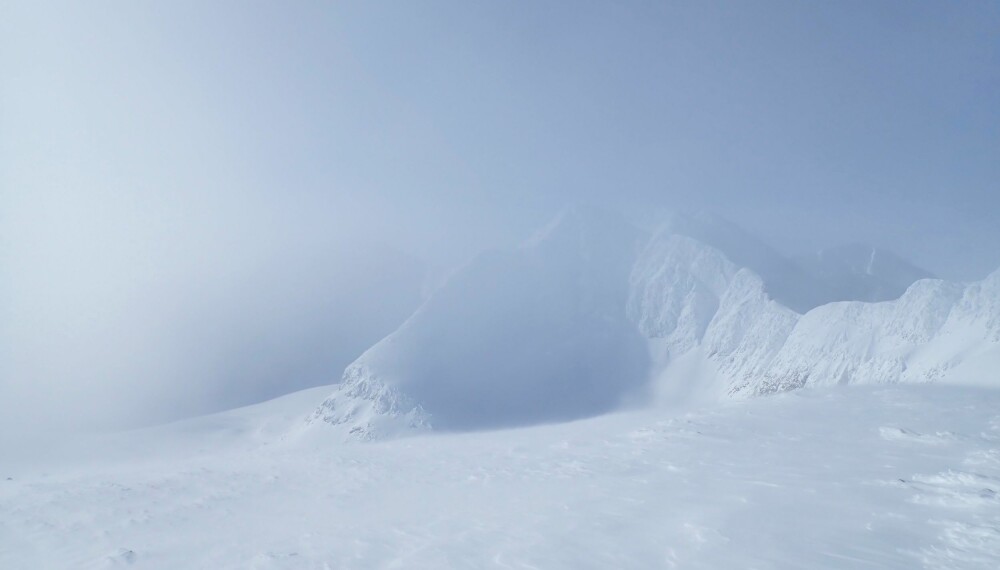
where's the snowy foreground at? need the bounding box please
[4,384,1000,569]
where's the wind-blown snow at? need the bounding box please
[4,384,1000,569]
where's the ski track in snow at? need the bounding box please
[2,385,1000,569]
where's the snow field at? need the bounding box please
[3,384,999,569]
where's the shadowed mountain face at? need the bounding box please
[793,244,935,303]
[316,208,652,433]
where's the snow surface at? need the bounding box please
[4,384,1000,569]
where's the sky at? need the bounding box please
[2,1,998,432]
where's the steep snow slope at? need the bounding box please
[313,207,650,437]
[794,243,935,303]
[703,269,801,389]
[4,384,1000,569]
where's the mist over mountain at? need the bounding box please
[646,211,829,312]
[793,243,935,303]
[313,208,650,436]
[5,3,1000,566]
[0,236,425,434]
[198,241,426,412]
[311,208,1000,439]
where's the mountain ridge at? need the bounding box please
[310,208,1000,439]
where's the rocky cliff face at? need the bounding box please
[309,364,431,440]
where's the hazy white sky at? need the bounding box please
[2,1,998,432]
[4,1,998,271]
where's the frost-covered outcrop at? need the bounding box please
[704,270,800,393]
[627,232,739,351]
[309,364,430,440]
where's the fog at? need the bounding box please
[2,1,998,434]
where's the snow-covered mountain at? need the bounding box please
[622,221,1000,400]
[312,208,1000,438]
[642,247,1000,399]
